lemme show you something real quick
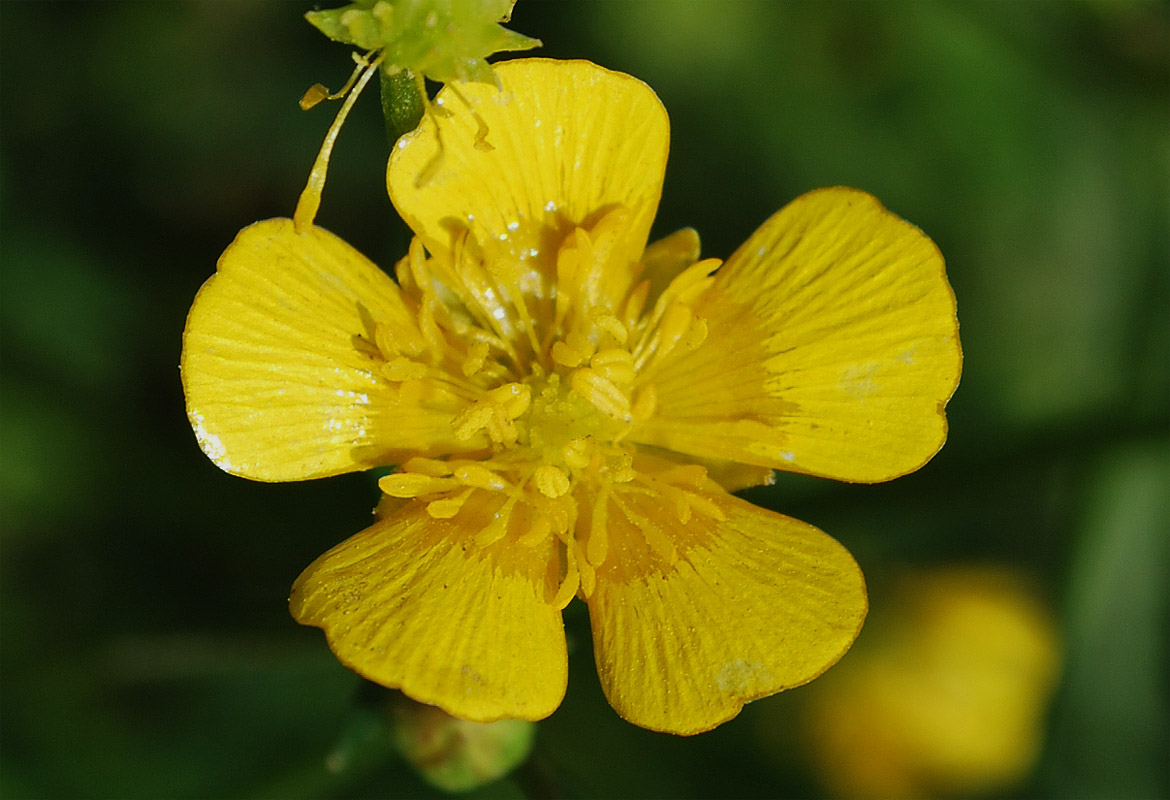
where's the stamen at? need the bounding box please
[485,382,532,419]
[517,512,553,547]
[444,81,494,152]
[590,310,629,345]
[453,463,508,491]
[551,341,583,368]
[534,464,571,499]
[381,357,428,382]
[294,53,383,232]
[551,546,580,608]
[590,349,635,387]
[474,496,517,547]
[587,488,609,566]
[461,341,490,376]
[401,457,453,477]
[427,488,472,519]
[561,438,592,470]
[379,472,455,498]
[612,492,678,566]
[571,368,630,421]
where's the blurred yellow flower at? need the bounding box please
[803,567,1060,798]
[181,59,961,734]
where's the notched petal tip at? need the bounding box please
[636,187,962,483]
[587,480,867,735]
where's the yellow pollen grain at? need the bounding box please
[534,464,571,498]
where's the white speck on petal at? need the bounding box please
[715,659,771,693]
[191,413,228,466]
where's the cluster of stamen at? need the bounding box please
[361,206,722,601]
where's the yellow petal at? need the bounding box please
[290,493,568,722]
[182,219,470,481]
[387,58,668,305]
[633,189,961,482]
[586,469,867,734]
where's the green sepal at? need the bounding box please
[380,66,425,143]
[305,0,540,86]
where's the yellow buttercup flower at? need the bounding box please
[181,58,961,735]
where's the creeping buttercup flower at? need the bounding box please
[181,59,961,734]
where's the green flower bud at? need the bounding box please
[389,696,536,793]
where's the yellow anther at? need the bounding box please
[534,464,571,499]
[379,472,454,498]
[474,496,517,548]
[562,438,592,470]
[461,341,489,376]
[590,310,628,345]
[451,402,496,441]
[485,382,531,419]
[517,512,552,547]
[454,463,507,491]
[426,488,472,519]
[590,348,635,387]
[381,357,428,382]
[551,340,583,368]
[565,330,595,363]
[631,384,657,423]
[571,368,630,421]
[400,457,453,477]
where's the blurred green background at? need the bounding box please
[1,1,1166,798]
